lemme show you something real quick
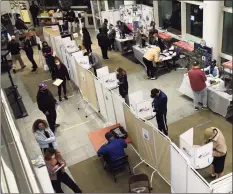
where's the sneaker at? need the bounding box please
[59,97,62,101]
[202,107,208,110]
[64,96,68,100]
[54,124,60,128]
[31,68,37,72]
[147,77,151,79]
[13,69,16,74]
[195,107,199,111]
[105,57,110,60]
[21,65,26,69]
[151,77,157,80]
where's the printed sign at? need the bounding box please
[194,43,212,67]
[142,128,149,140]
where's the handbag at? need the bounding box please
[110,126,128,139]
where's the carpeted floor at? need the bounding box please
[168,110,232,182]
[69,145,170,193]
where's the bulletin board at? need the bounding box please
[123,104,139,152]
[135,118,156,168]
[76,64,89,101]
[101,10,120,26]
[86,71,99,112]
[194,43,212,68]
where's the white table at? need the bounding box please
[178,74,232,117]
[115,36,135,54]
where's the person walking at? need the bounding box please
[15,13,28,34]
[52,58,70,101]
[151,88,168,136]
[7,35,26,74]
[188,61,208,111]
[37,83,60,133]
[143,46,161,80]
[42,41,55,74]
[82,27,92,52]
[97,28,109,59]
[33,119,58,154]
[108,24,116,51]
[116,67,129,105]
[44,148,82,193]
[84,52,103,76]
[22,37,38,72]
[204,127,227,179]
[29,1,39,27]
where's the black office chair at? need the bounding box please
[106,155,132,183]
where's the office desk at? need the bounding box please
[115,36,136,54]
[88,123,131,152]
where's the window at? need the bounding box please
[224,0,233,7]
[186,3,203,38]
[222,12,233,56]
[158,0,181,35]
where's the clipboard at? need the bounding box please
[54,165,63,174]
[53,79,63,86]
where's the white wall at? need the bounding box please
[1,1,12,14]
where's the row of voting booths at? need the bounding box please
[42,25,232,193]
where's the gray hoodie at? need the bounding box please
[91,53,103,69]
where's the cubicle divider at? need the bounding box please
[42,26,225,193]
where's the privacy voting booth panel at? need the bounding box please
[54,36,63,60]
[76,65,89,101]
[111,92,127,130]
[85,71,99,112]
[102,85,117,124]
[170,144,188,193]
[70,54,80,87]
[154,130,171,183]
[123,104,139,152]
[135,118,156,168]
[210,173,232,193]
[94,79,108,120]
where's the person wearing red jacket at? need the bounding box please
[188,61,208,111]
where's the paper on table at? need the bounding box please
[53,79,63,86]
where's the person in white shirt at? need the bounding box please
[203,60,219,78]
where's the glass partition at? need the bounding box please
[222,12,233,56]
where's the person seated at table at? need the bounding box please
[203,60,219,78]
[97,132,127,169]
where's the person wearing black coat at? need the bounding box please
[22,37,38,72]
[42,41,55,74]
[37,83,59,133]
[53,58,70,101]
[116,67,129,105]
[97,28,109,59]
[29,1,39,27]
[67,8,76,33]
[100,19,109,35]
[15,14,28,32]
[82,27,92,52]
[108,24,116,51]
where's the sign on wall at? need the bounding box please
[194,43,212,68]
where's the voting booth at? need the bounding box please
[179,128,213,169]
[101,10,121,26]
[210,173,232,193]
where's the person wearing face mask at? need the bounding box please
[151,88,168,136]
[44,148,82,193]
[33,119,58,154]
[203,60,219,78]
[52,58,70,101]
[37,83,59,133]
[84,52,103,76]
[116,67,129,105]
[42,41,55,74]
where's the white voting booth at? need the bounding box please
[129,91,154,119]
[101,10,120,26]
[179,128,213,169]
[96,66,109,78]
[210,173,232,193]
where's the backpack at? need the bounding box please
[110,126,128,139]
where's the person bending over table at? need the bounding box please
[203,60,220,78]
[143,46,161,80]
[84,52,103,76]
[97,132,127,169]
[204,127,227,179]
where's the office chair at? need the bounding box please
[128,173,152,193]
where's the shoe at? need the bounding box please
[210,174,216,179]
[21,65,26,69]
[59,97,62,101]
[31,68,37,72]
[202,107,208,110]
[194,107,199,111]
[105,57,110,60]
[147,77,151,79]
[54,124,60,128]
[151,77,157,80]
[64,96,68,100]
[13,69,16,74]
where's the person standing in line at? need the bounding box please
[116,67,129,105]
[37,83,60,133]
[15,13,28,34]
[52,58,70,101]
[143,46,161,80]
[108,24,116,51]
[33,119,58,154]
[21,37,38,72]
[204,127,227,179]
[29,1,39,27]
[7,35,26,74]
[101,19,109,35]
[82,27,92,52]
[42,41,55,74]
[151,88,168,136]
[67,8,76,33]
[97,28,109,60]
[188,61,208,111]
[84,52,103,76]
[44,148,82,193]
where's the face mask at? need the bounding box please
[39,126,45,131]
[55,62,60,66]
[51,155,56,159]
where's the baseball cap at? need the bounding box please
[39,83,47,89]
[105,132,113,140]
[204,127,214,141]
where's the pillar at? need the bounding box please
[124,0,136,6]
[202,1,221,60]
